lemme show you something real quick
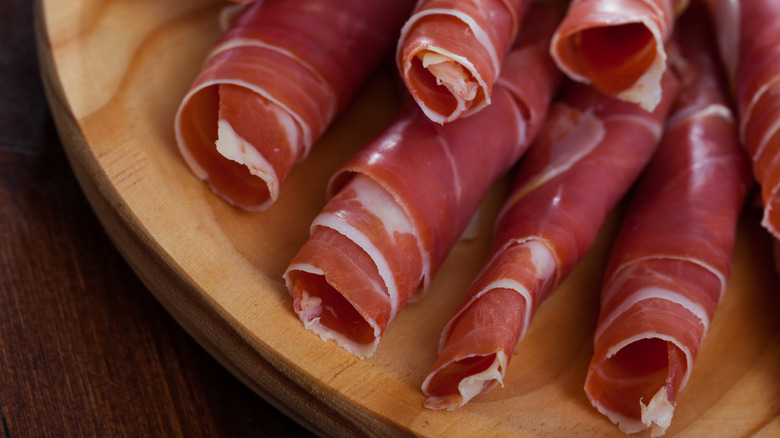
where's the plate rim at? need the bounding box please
[31,2,393,436]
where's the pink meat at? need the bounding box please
[702,0,739,81]
[421,73,679,410]
[550,0,686,111]
[174,0,414,211]
[396,0,532,123]
[283,7,563,359]
[734,0,780,241]
[584,6,751,436]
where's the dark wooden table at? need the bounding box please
[0,1,316,436]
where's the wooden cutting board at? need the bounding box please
[35,0,780,436]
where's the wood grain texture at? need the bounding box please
[36,0,780,437]
[0,0,312,436]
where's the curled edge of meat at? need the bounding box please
[549,0,688,111]
[586,274,714,437]
[421,238,559,410]
[174,76,309,212]
[396,0,529,124]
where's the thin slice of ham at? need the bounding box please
[550,0,687,111]
[174,0,414,211]
[396,0,533,124]
[734,0,780,241]
[284,6,564,359]
[584,6,751,436]
[421,72,679,410]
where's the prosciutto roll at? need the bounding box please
[396,0,532,124]
[283,7,563,359]
[584,6,751,436]
[734,0,780,241]
[421,73,679,410]
[174,0,414,211]
[550,0,687,111]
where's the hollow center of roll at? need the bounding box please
[594,337,687,424]
[291,271,377,346]
[408,51,483,122]
[577,22,656,95]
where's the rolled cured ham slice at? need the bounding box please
[550,0,687,111]
[421,72,679,410]
[584,6,751,436]
[174,0,414,211]
[734,0,780,241]
[283,7,563,359]
[396,0,532,124]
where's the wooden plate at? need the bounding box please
[35,1,780,436]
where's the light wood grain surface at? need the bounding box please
[37,0,780,436]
